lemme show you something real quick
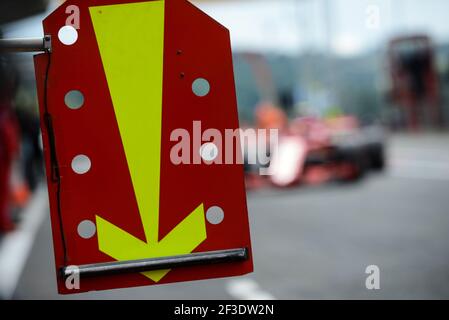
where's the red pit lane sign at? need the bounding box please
[34,0,252,294]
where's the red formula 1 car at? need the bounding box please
[244,115,386,188]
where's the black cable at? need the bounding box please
[43,49,68,266]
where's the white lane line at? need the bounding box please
[0,185,48,299]
[388,158,449,181]
[226,278,276,300]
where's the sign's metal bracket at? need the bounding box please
[61,248,248,278]
[0,35,51,53]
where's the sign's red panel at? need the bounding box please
[34,0,253,294]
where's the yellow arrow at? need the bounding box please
[89,1,207,282]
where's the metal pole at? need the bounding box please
[0,35,51,53]
[61,248,248,278]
